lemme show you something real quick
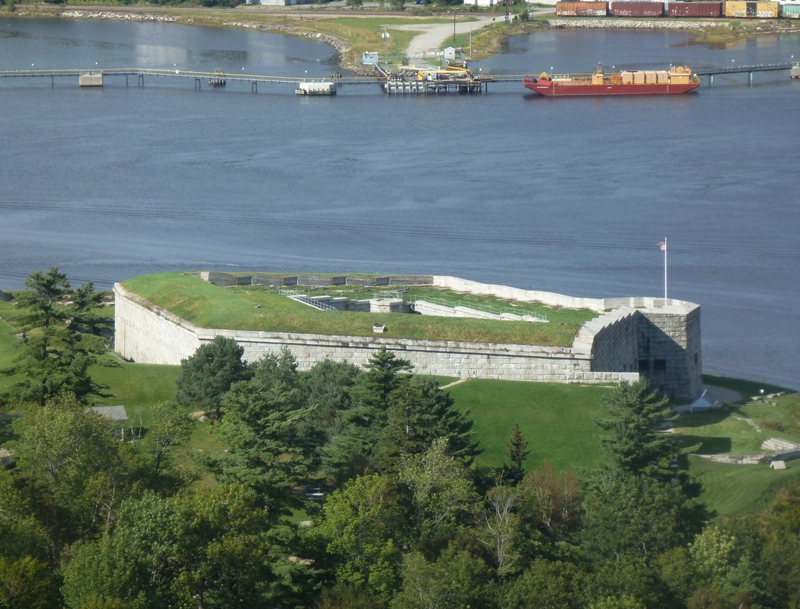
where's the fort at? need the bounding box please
[114,273,702,400]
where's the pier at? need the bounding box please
[0,63,795,95]
[694,62,795,86]
[0,66,512,95]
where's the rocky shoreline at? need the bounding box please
[547,18,722,30]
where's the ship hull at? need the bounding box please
[523,78,699,96]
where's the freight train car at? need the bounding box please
[666,1,724,17]
[781,2,800,17]
[609,1,665,16]
[555,1,609,16]
[724,1,780,17]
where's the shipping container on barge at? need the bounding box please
[523,64,700,97]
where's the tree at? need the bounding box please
[302,359,361,469]
[500,559,584,609]
[502,423,530,485]
[476,484,522,580]
[175,336,250,423]
[62,485,279,609]
[11,394,139,552]
[375,377,479,473]
[391,546,494,609]
[144,400,193,476]
[398,438,480,551]
[0,555,58,609]
[208,370,315,518]
[581,474,708,566]
[321,348,413,483]
[2,267,107,406]
[516,463,582,559]
[313,474,404,603]
[761,483,800,609]
[593,378,678,481]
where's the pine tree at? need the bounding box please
[175,336,250,423]
[2,267,107,406]
[503,423,530,485]
[593,378,678,481]
[375,377,479,473]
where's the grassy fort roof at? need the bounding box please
[121,272,597,347]
[116,272,702,400]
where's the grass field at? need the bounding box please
[122,272,589,347]
[689,456,800,516]
[447,379,610,472]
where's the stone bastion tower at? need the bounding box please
[114,274,702,401]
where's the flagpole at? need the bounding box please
[663,237,668,302]
[658,238,668,302]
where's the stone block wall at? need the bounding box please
[637,304,702,401]
[580,308,640,374]
[114,287,201,364]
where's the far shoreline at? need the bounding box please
[6,3,800,74]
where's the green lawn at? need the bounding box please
[446,379,610,472]
[122,273,587,347]
[689,456,800,516]
[90,360,181,420]
[674,393,800,456]
[0,314,24,394]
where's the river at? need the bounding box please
[0,17,798,389]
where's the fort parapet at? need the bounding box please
[114,275,702,400]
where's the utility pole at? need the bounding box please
[453,9,457,45]
[381,25,390,64]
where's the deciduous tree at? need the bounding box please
[144,400,193,476]
[314,473,404,603]
[398,438,480,550]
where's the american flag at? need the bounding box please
[658,240,667,252]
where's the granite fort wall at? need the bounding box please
[114,287,201,365]
[114,277,700,397]
[113,284,637,385]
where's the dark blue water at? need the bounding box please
[1,18,798,388]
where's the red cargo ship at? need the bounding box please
[523,64,700,97]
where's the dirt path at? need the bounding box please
[396,15,499,60]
